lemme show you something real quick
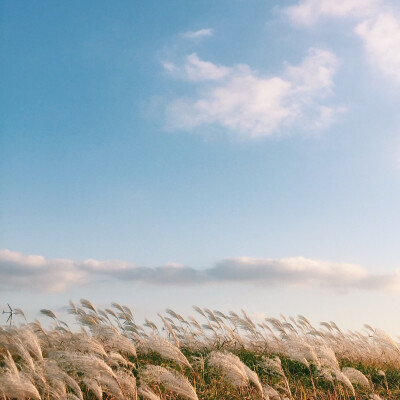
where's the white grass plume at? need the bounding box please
[342,367,370,387]
[208,351,248,387]
[282,337,320,368]
[208,351,262,394]
[262,383,281,400]
[49,351,116,380]
[82,377,103,400]
[140,365,198,400]
[139,335,192,368]
[370,395,386,400]
[0,351,41,400]
[315,346,339,371]
[333,370,355,396]
[96,371,124,399]
[115,369,137,399]
[260,356,291,397]
[42,359,83,400]
[138,384,161,400]
[158,313,180,347]
[91,325,137,357]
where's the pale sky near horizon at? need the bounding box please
[2,0,400,334]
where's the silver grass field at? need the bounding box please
[0,300,399,400]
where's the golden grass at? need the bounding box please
[0,299,399,400]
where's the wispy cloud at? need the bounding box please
[163,53,230,82]
[182,28,214,39]
[163,49,342,138]
[285,0,400,84]
[2,249,400,293]
[284,0,380,26]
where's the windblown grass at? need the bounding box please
[1,299,399,399]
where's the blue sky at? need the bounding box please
[2,0,400,332]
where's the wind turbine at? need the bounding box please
[2,303,13,326]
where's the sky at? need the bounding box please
[2,0,400,333]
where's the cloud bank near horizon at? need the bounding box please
[1,249,400,293]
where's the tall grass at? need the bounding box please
[0,299,399,399]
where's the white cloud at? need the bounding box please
[285,0,380,25]
[164,49,341,138]
[183,53,231,81]
[183,28,214,39]
[164,54,231,82]
[2,249,400,293]
[210,257,368,288]
[81,258,132,272]
[285,0,400,85]
[355,13,400,83]
[285,49,338,94]
[0,249,86,292]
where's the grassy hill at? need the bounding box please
[1,300,399,399]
